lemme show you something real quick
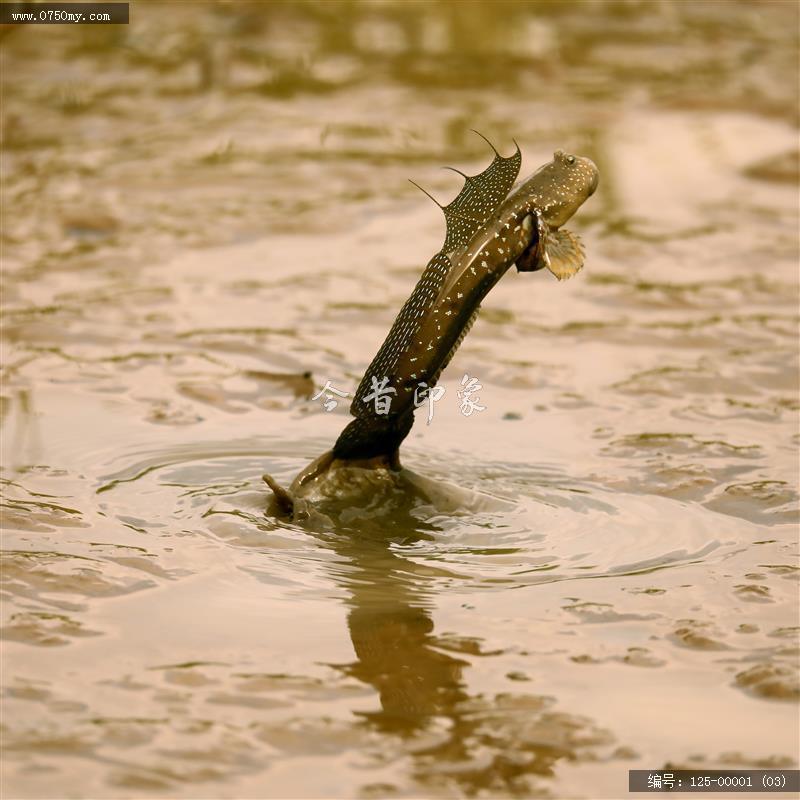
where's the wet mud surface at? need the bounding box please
[1,2,798,798]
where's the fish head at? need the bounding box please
[516,149,599,229]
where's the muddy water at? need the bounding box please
[1,2,798,798]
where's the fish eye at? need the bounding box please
[566,155,576,165]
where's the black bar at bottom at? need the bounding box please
[629,770,799,793]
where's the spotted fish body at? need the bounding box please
[348,145,523,418]
[332,143,598,461]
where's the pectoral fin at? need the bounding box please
[543,228,585,281]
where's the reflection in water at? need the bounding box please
[331,529,468,735]
[323,525,618,794]
[1,389,43,471]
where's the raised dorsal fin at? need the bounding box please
[440,134,521,253]
[348,137,521,421]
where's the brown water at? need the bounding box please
[1,2,799,798]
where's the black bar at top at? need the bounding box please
[0,3,129,24]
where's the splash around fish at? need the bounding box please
[265,136,599,523]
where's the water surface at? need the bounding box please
[1,2,798,798]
